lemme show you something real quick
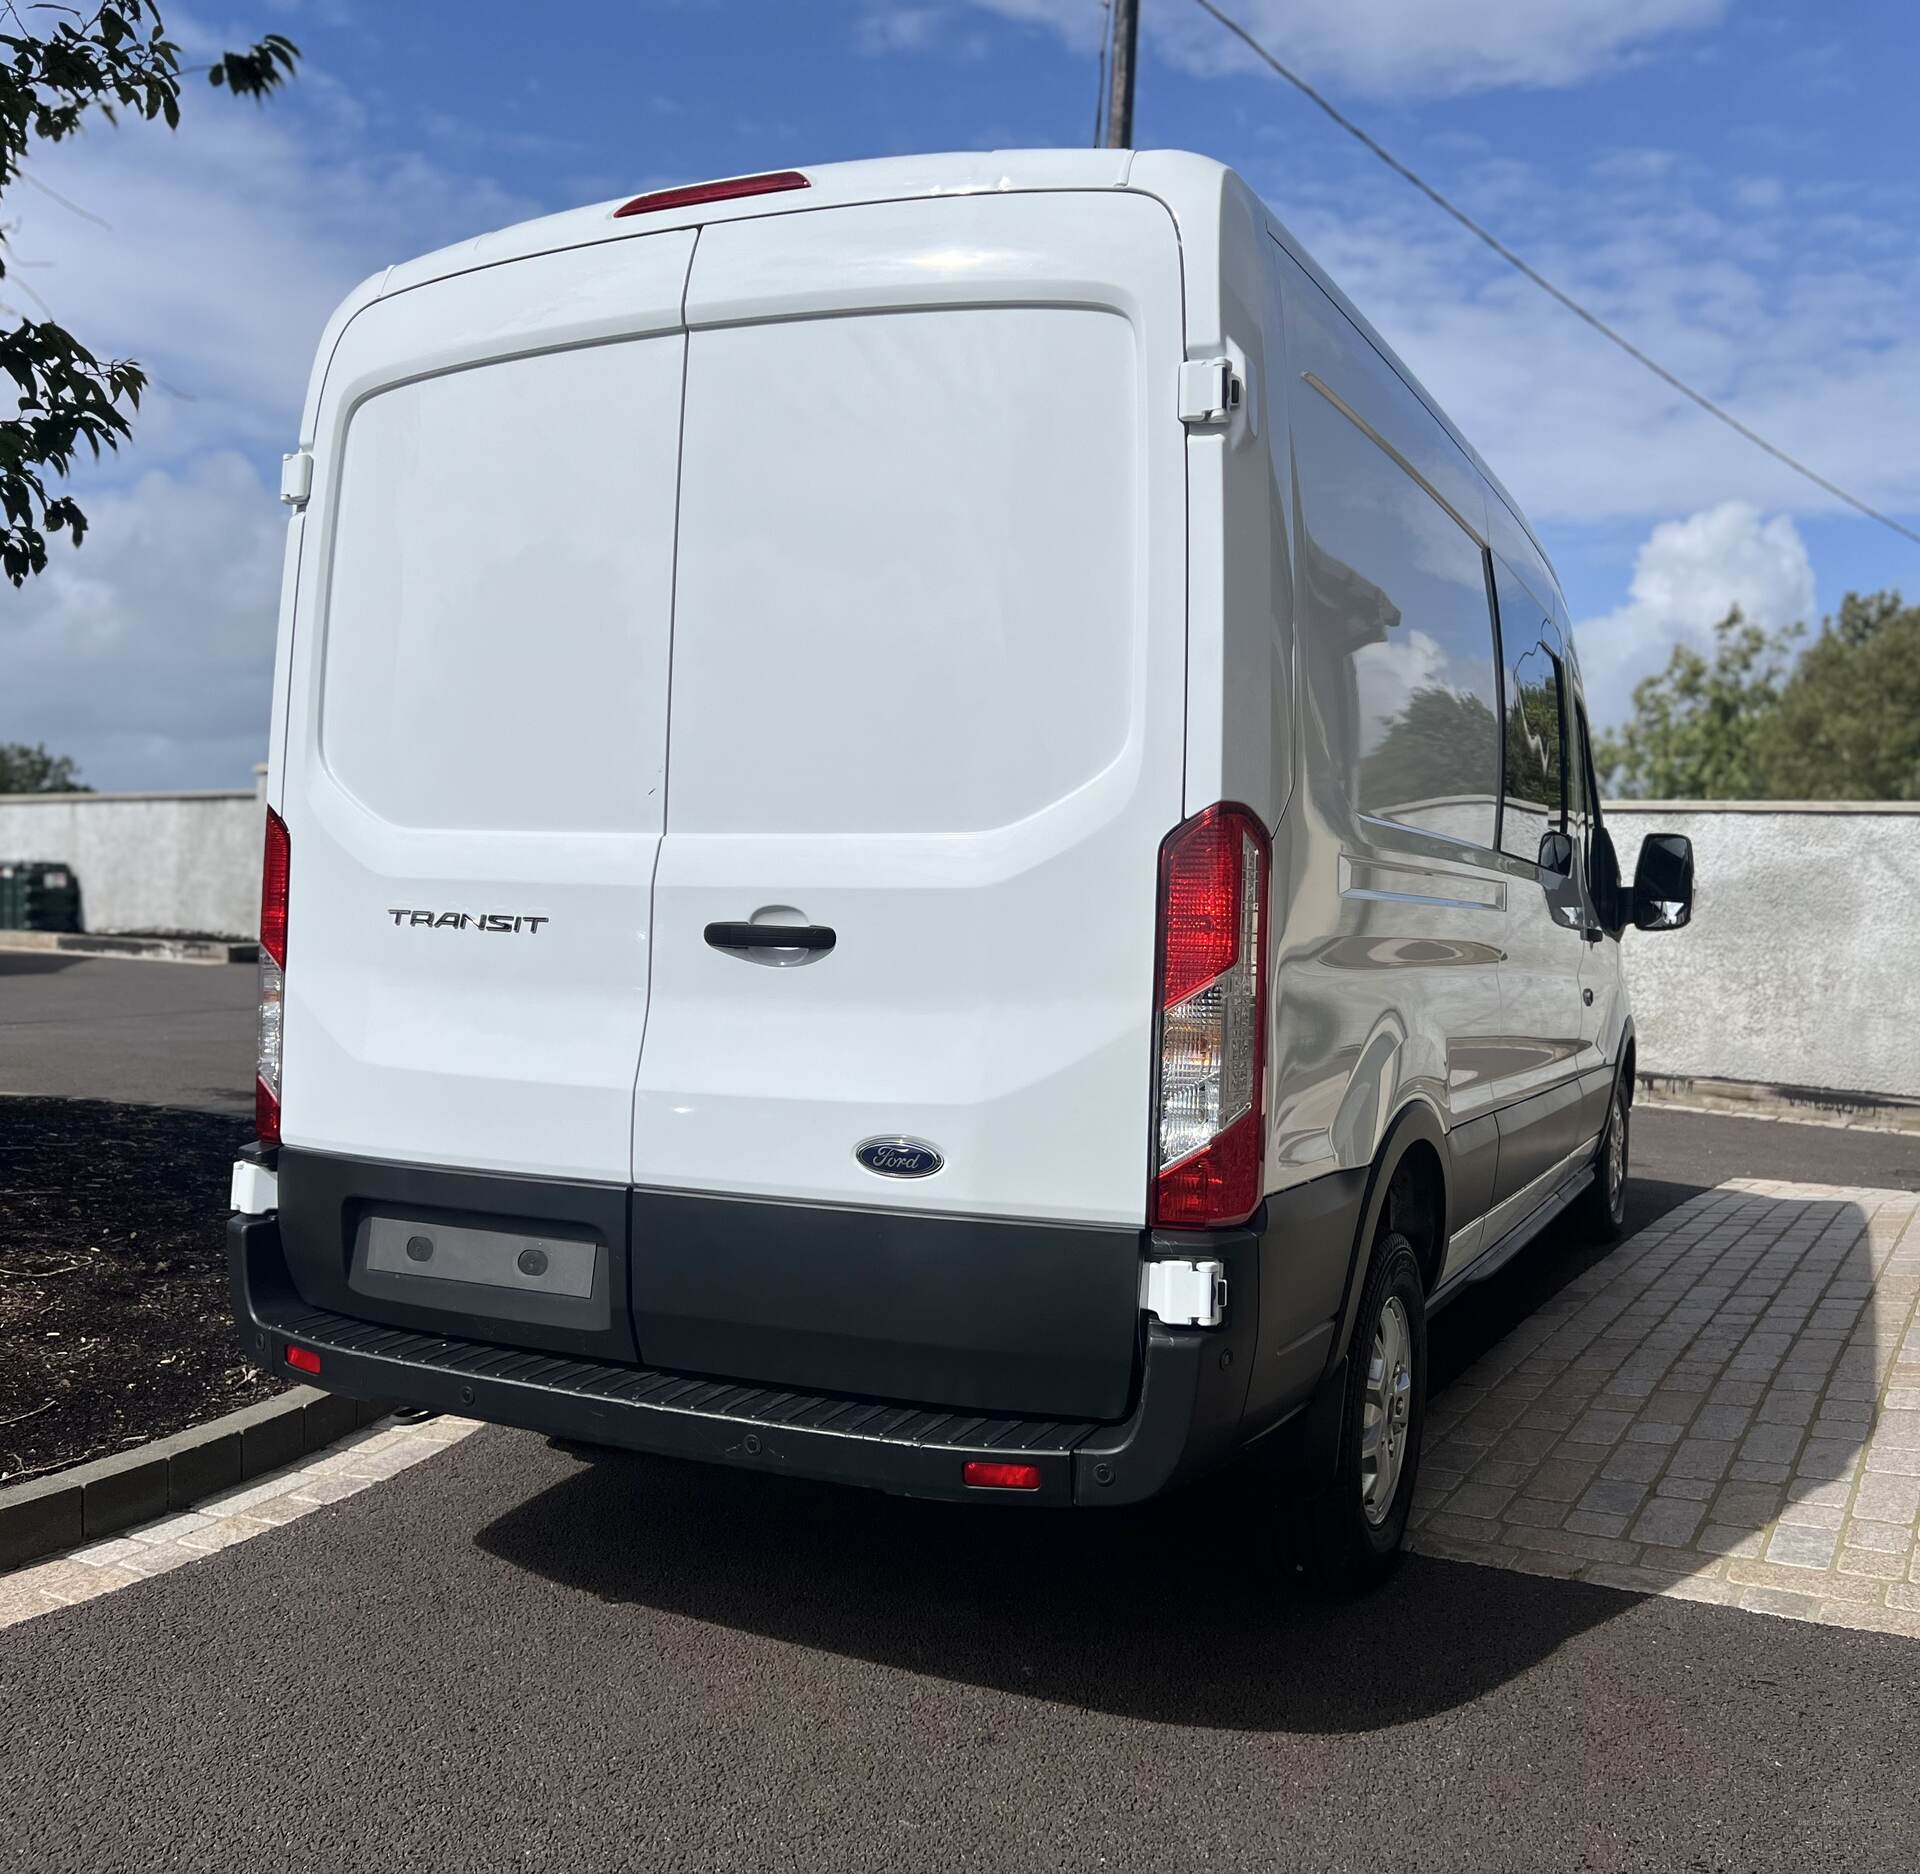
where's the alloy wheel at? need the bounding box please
[1359,1293,1414,1525]
[1607,1090,1628,1220]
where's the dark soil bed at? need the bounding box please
[0,1098,284,1485]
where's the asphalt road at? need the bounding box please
[5,1102,1920,1871]
[0,953,254,1116]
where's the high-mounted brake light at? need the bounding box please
[612,169,809,219]
[1151,804,1271,1229]
[256,807,290,1146]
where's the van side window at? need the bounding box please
[1292,382,1503,853]
[1500,641,1566,864]
[1575,695,1623,927]
[1566,689,1589,832]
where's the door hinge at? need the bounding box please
[1178,357,1241,426]
[229,1156,279,1217]
[1142,1257,1228,1328]
[280,450,313,510]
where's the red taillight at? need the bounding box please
[962,1461,1042,1491]
[1151,804,1270,1229]
[255,1075,281,1148]
[613,169,809,219]
[1161,804,1245,1006]
[257,807,289,1147]
[260,807,290,969]
[285,1345,321,1375]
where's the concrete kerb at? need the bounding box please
[0,1388,387,1573]
[0,930,257,966]
[1638,1073,1920,1137]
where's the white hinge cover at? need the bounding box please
[1142,1257,1228,1329]
[279,450,313,509]
[230,1157,278,1216]
[1178,357,1240,425]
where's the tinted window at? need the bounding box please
[1574,695,1622,926]
[1501,639,1566,863]
[1568,693,1593,833]
[1293,383,1502,851]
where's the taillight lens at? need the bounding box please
[257,807,289,1146]
[1152,804,1270,1228]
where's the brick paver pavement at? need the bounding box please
[1409,1178,1920,1635]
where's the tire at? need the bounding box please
[1575,1076,1630,1243]
[1296,1230,1428,1592]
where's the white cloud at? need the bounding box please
[934,0,1727,96]
[1251,153,1920,541]
[2,456,285,790]
[2,79,545,785]
[856,5,953,54]
[9,71,542,454]
[1572,502,1815,726]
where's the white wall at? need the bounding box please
[1607,802,1920,1103]
[0,770,265,938]
[3,782,1915,1101]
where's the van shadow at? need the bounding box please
[0,951,93,977]
[474,1438,1632,1734]
[476,1178,1891,1733]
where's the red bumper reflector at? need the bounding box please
[613,169,809,218]
[285,1345,321,1375]
[962,1461,1041,1491]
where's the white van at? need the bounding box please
[229,151,1694,1584]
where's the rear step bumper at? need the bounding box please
[229,1213,1237,1506]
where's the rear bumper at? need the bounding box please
[229,1211,1243,1506]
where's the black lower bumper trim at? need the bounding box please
[231,1213,1219,1507]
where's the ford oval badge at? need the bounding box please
[854,1137,944,1179]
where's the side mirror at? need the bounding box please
[1537,830,1573,877]
[1631,832,1694,932]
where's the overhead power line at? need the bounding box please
[1188,0,1920,549]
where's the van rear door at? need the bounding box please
[279,231,694,1184]
[632,188,1187,1212]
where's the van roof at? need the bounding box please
[378,150,1138,298]
[351,147,1556,593]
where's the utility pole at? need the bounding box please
[1103,0,1140,148]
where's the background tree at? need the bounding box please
[1596,608,1790,800]
[1,3,298,585]
[0,739,87,791]
[1750,592,1920,799]
[1597,592,1918,801]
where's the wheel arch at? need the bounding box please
[1329,1098,1451,1366]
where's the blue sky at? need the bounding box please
[6,0,1917,786]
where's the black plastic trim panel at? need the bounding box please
[631,1186,1141,1423]
[230,1214,1220,1508]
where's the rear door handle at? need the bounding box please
[704,922,836,953]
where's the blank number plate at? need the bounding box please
[363,1216,598,1299]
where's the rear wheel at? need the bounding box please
[1575,1078,1630,1242]
[1296,1230,1427,1591]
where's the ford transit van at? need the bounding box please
[229,151,1695,1585]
